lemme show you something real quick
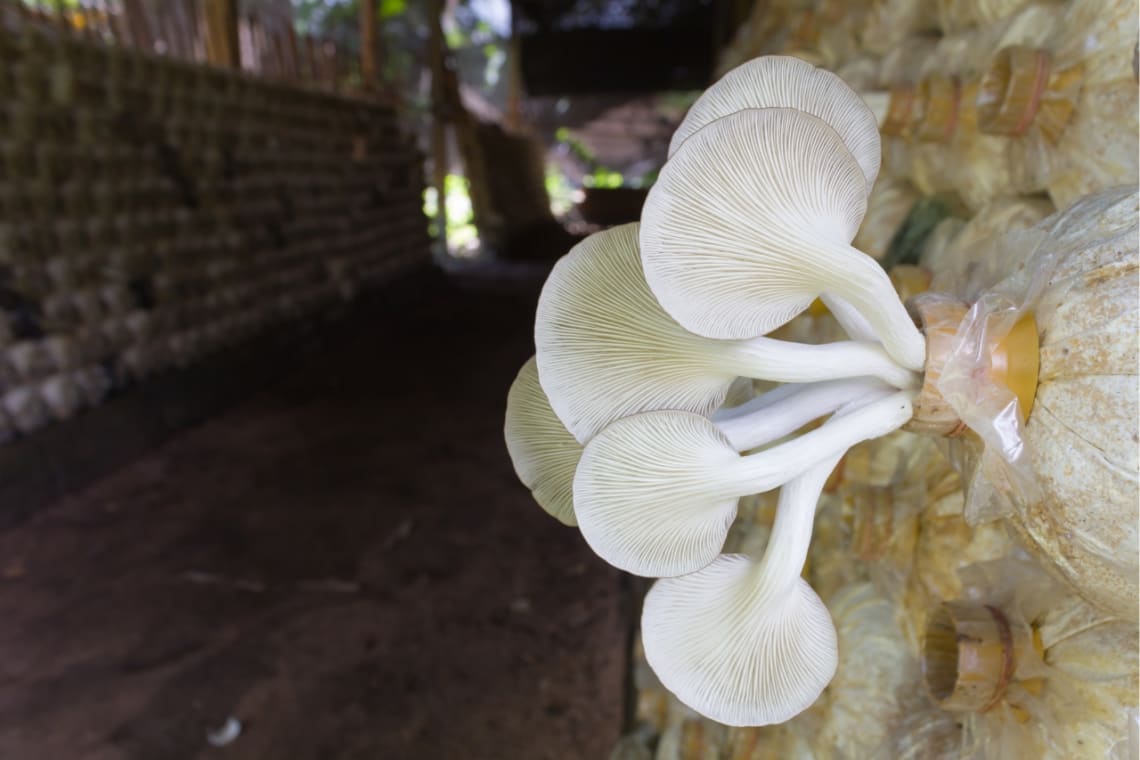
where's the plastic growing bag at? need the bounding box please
[854,177,921,260]
[976,0,1139,208]
[910,186,1138,617]
[908,4,1060,206]
[921,557,1138,759]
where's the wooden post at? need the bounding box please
[360,0,378,92]
[304,35,318,81]
[121,0,154,52]
[205,0,240,69]
[285,23,301,80]
[504,32,524,132]
[427,0,449,243]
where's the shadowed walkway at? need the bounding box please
[0,275,627,759]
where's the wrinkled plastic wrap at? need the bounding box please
[909,5,1059,203]
[920,196,1055,276]
[854,177,921,260]
[860,0,939,55]
[902,481,1012,645]
[906,30,980,195]
[944,4,1061,208]
[921,186,1138,617]
[935,0,1053,33]
[805,582,915,758]
[652,699,729,760]
[807,432,942,610]
[879,36,940,86]
[919,217,968,271]
[976,0,1139,208]
[814,0,872,68]
[837,55,880,91]
[937,558,1138,759]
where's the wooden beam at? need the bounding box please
[504,32,523,132]
[204,0,240,69]
[360,0,378,91]
[427,0,449,242]
[121,0,155,50]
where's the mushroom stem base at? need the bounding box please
[921,601,1041,713]
[901,296,1039,437]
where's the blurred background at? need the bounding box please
[0,0,1134,758]
[0,0,744,757]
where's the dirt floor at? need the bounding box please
[0,272,629,759]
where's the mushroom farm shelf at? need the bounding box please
[0,22,431,450]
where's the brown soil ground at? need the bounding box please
[0,274,628,760]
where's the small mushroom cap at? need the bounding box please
[574,409,742,577]
[504,357,581,526]
[641,554,838,726]
[574,391,914,577]
[642,107,868,342]
[668,56,881,193]
[535,223,740,443]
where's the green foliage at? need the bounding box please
[555,129,599,169]
[628,168,659,189]
[445,27,467,48]
[883,197,957,268]
[544,164,575,217]
[379,0,406,20]
[422,174,479,253]
[582,168,624,189]
[555,129,657,190]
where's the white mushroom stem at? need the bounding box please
[714,378,889,451]
[727,388,911,494]
[809,242,927,369]
[753,456,838,602]
[723,334,918,392]
[711,382,801,423]
[819,293,879,343]
[573,388,915,577]
[641,455,842,727]
[537,223,918,442]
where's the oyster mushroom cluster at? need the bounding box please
[506,56,929,726]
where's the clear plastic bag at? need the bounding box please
[912,186,1138,617]
[935,0,1057,34]
[875,36,940,181]
[860,0,940,55]
[854,177,921,260]
[805,582,915,759]
[908,4,1060,204]
[814,0,873,68]
[975,0,1139,208]
[837,55,882,91]
[920,557,1139,759]
[919,195,1055,277]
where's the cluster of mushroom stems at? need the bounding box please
[506,56,935,726]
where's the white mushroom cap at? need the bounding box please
[641,458,840,726]
[573,389,914,576]
[537,223,917,442]
[504,357,581,526]
[641,107,926,371]
[668,56,881,193]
